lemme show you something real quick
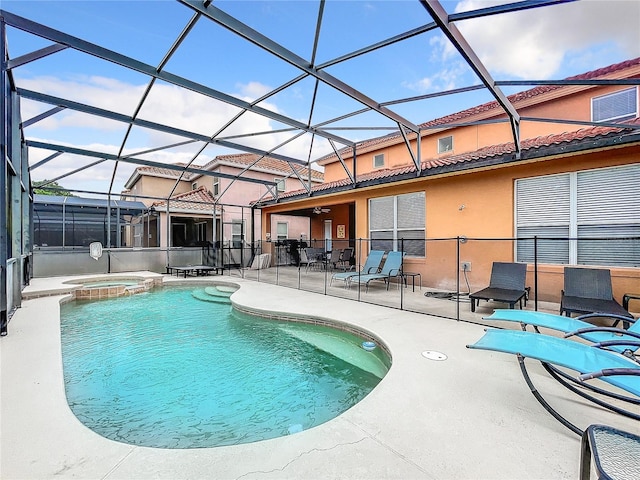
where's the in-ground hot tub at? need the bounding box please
[72,278,155,299]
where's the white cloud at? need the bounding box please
[403,60,471,93]
[22,76,321,193]
[431,0,640,79]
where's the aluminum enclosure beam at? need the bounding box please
[25,141,277,187]
[448,0,577,22]
[0,10,354,149]
[17,88,308,167]
[179,0,421,134]
[420,0,522,154]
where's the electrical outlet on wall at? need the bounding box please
[460,261,471,272]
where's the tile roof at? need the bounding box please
[318,57,640,161]
[152,186,219,212]
[200,153,324,181]
[135,164,188,178]
[267,118,640,202]
[420,57,640,129]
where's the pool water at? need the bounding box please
[60,286,389,448]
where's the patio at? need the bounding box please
[2,271,637,479]
[224,263,564,326]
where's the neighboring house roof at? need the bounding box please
[261,118,640,204]
[196,152,324,182]
[317,57,640,163]
[123,164,188,189]
[152,186,220,213]
[124,153,324,190]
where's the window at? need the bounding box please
[373,153,385,168]
[515,164,640,267]
[231,220,245,247]
[276,222,288,240]
[196,222,207,242]
[212,176,219,196]
[438,136,453,153]
[592,87,637,122]
[369,191,425,256]
[275,177,286,192]
[191,182,198,190]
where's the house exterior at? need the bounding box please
[258,58,640,303]
[121,153,324,250]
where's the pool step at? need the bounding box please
[191,289,231,304]
[280,327,388,379]
[204,286,233,298]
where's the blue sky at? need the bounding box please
[3,0,639,195]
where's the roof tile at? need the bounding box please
[152,186,219,212]
[270,119,640,201]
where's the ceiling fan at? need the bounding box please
[313,207,331,214]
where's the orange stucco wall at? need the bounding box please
[323,84,640,183]
[264,146,640,304]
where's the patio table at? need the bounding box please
[580,424,640,479]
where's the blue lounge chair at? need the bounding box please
[350,251,405,292]
[485,310,639,355]
[330,250,385,287]
[467,329,640,434]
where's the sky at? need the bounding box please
[3,0,640,196]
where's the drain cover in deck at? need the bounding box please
[421,351,447,361]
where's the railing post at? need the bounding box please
[357,238,362,302]
[400,238,404,310]
[533,235,538,311]
[456,236,461,321]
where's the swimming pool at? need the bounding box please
[60,285,390,448]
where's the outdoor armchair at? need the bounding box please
[469,262,528,312]
[560,267,633,325]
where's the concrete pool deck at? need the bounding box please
[2,272,637,479]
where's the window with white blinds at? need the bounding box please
[592,87,637,122]
[515,164,640,267]
[369,191,425,256]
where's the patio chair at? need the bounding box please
[330,250,385,287]
[467,328,640,435]
[469,262,528,312]
[560,267,633,323]
[304,248,325,272]
[485,309,639,356]
[327,249,343,270]
[350,251,405,292]
[335,247,354,271]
